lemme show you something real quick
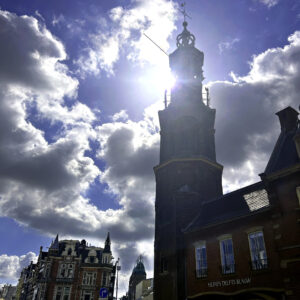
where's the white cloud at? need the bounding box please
[111,110,129,122]
[75,0,177,77]
[257,0,280,8]
[0,10,160,288]
[0,252,37,283]
[218,38,240,53]
[211,31,300,191]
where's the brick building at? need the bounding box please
[16,233,116,300]
[153,21,300,300]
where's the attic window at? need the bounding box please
[68,248,72,255]
[243,189,269,211]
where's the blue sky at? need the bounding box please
[0,0,299,295]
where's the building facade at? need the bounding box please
[135,279,153,300]
[153,21,300,300]
[16,233,116,300]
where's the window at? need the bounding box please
[195,242,207,278]
[58,263,74,278]
[160,257,168,273]
[220,238,235,274]
[101,272,109,287]
[248,231,268,270]
[82,272,97,286]
[54,286,71,300]
[38,284,46,299]
[80,290,94,300]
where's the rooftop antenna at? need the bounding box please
[179,1,192,22]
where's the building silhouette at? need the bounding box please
[16,233,116,300]
[153,21,300,300]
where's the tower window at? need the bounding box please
[248,231,268,270]
[220,238,235,274]
[195,242,207,278]
[160,257,168,273]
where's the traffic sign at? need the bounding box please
[99,288,108,299]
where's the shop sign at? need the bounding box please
[208,277,251,288]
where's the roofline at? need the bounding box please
[183,205,272,234]
[260,162,300,182]
[154,156,223,173]
[182,181,264,232]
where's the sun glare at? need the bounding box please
[139,65,176,96]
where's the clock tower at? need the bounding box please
[153,21,223,300]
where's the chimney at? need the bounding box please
[276,106,299,132]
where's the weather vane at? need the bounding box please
[179,2,191,22]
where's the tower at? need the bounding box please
[102,232,112,264]
[153,21,223,300]
[128,256,146,300]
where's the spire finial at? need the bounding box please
[179,2,191,23]
[176,2,195,48]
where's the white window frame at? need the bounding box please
[248,230,268,270]
[101,271,110,287]
[53,286,71,300]
[82,272,97,286]
[80,290,94,300]
[219,237,235,274]
[57,263,74,279]
[194,241,207,278]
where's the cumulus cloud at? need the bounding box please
[75,0,177,77]
[0,9,160,287]
[211,31,300,191]
[0,252,37,283]
[0,10,98,241]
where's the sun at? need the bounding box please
[138,64,176,97]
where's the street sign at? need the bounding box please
[99,288,108,299]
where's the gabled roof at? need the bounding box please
[184,181,270,232]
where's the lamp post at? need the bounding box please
[115,258,121,300]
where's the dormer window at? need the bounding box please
[102,253,110,264]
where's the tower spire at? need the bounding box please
[104,232,111,253]
[50,234,59,250]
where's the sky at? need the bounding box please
[0,0,299,296]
